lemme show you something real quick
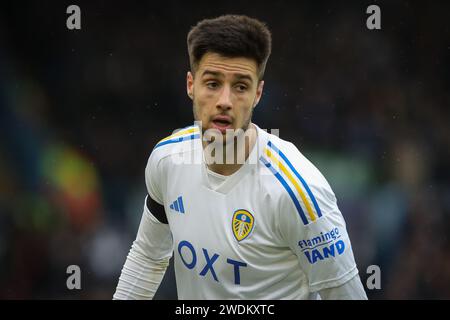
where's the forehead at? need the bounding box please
[196,52,258,80]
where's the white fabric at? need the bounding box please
[319,274,368,299]
[114,123,367,299]
[113,200,173,300]
[206,168,228,190]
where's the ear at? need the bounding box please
[187,71,194,100]
[253,80,265,108]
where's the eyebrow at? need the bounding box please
[201,70,253,82]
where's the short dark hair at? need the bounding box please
[187,15,272,80]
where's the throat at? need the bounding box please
[203,124,257,176]
[207,162,242,176]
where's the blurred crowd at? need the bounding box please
[0,1,449,299]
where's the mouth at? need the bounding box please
[211,115,233,133]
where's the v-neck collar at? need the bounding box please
[199,123,268,195]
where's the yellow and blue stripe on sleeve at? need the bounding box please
[260,141,322,225]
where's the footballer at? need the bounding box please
[114,15,368,300]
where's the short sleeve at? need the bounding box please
[145,150,165,205]
[279,177,359,292]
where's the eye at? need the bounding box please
[206,81,219,89]
[235,84,248,92]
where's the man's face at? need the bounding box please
[187,52,264,136]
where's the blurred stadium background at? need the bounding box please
[1,0,449,299]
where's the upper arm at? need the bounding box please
[277,161,359,292]
[145,149,167,204]
[133,199,173,260]
[144,150,168,223]
[318,274,368,300]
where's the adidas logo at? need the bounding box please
[169,196,185,214]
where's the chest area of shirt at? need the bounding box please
[164,165,282,253]
[164,165,304,288]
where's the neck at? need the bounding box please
[203,123,257,176]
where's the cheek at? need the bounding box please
[238,97,255,115]
[193,95,211,119]
[196,86,217,104]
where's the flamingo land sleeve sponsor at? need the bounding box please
[298,227,345,264]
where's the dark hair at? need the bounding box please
[187,15,272,80]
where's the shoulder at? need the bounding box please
[144,124,201,204]
[147,124,202,169]
[258,132,337,226]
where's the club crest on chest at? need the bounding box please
[232,209,255,242]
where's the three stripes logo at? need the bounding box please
[170,196,185,214]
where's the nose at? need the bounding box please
[216,84,232,111]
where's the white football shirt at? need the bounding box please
[145,123,360,299]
